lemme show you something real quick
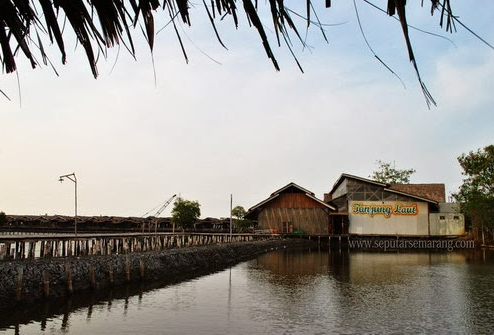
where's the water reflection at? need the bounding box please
[253,248,494,334]
[0,278,164,334]
[1,248,493,334]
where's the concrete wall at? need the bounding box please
[429,213,465,236]
[439,203,461,213]
[348,201,429,235]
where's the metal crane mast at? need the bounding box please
[154,194,177,217]
[143,194,177,233]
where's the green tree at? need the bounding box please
[0,211,6,226]
[452,145,494,243]
[369,160,416,184]
[171,197,201,230]
[231,205,253,231]
[231,206,246,220]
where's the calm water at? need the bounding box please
[1,247,493,334]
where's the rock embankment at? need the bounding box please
[0,238,310,307]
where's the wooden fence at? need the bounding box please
[0,232,272,260]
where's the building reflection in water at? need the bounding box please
[251,247,492,334]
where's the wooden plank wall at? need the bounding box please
[264,193,327,209]
[258,193,329,234]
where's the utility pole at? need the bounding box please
[230,194,233,240]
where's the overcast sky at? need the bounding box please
[1,1,493,219]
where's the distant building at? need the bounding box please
[245,175,465,237]
[325,174,464,236]
[245,182,335,235]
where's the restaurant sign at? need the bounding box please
[351,202,418,219]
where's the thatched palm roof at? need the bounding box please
[0,1,462,106]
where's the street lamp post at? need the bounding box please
[230,194,233,240]
[59,173,78,236]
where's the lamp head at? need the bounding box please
[59,177,64,183]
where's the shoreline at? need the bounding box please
[0,238,312,310]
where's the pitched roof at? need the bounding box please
[388,184,445,202]
[329,173,440,205]
[247,182,336,213]
[329,173,387,194]
[269,182,317,197]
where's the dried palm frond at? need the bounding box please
[0,0,480,106]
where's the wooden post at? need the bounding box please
[44,241,51,258]
[20,241,25,259]
[27,242,34,259]
[65,261,73,294]
[139,260,145,279]
[108,265,114,285]
[15,266,23,301]
[89,264,96,288]
[42,269,50,297]
[39,241,44,258]
[4,243,10,259]
[15,242,20,259]
[125,255,131,282]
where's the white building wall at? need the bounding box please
[429,213,465,236]
[348,201,429,235]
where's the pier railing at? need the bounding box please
[0,232,273,260]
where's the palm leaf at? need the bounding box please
[243,0,280,71]
[0,0,487,107]
[39,0,67,64]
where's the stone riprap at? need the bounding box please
[0,238,310,307]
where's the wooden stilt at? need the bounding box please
[42,269,50,297]
[65,261,73,294]
[15,266,23,301]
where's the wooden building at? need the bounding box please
[245,183,335,235]
[325,174,464,236]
